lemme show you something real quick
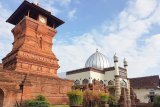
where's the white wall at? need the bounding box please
[66,68,129,87]
[66,71,90,84]
[90,70,104,81]
[105,70,115,82]
[133,88,160,103]
[66,70,105,84]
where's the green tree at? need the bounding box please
[153,95,160,107]
[24,95,51,107]
[108,95,116,106]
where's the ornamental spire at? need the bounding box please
[96,48,98,52]
[114,53,118,62]
[124,58,128,67]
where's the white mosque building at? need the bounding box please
[66,50,160,103]
[66,49,131,102]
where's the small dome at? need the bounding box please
[85,49,110,70]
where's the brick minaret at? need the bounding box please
[2,1,64,77]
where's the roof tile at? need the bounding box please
[130,75,160,89]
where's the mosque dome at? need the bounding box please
[85,49,110,70]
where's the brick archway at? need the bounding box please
[0,88,4,107]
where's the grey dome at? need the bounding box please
[85,50,110,70]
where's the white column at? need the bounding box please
[114,53,121,103]
[114,53,119,76]
[89,77,92,84]
[124,58,128,78]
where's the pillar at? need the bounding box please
[114,53,121,103]
[124,58,131,107]
[126,80,131,107]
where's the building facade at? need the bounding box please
[66,50,160,104]
[66,50,131,105]
[130,75,160,103]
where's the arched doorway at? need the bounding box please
[0,88,4,107]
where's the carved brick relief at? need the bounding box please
[2,15,59,77]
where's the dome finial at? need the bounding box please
[96,48,98,52]
[114,52,118,62]
[124,58,128,67]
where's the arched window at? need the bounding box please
[100,80,103,85]
[74,80,80,85]
[108,80,114,86]
[82,79,89,85]
[121,80,127,87]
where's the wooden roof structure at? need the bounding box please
[6,0,64,28]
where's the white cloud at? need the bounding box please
[0,2,13,61]
[128,0,157,18]
[55,0,160,77]
[0,2,13,38]
[67,8,77,20]
[57,0,71,6]
[31,0,71,6]
[0,0,160,78]
[28,0,60,15]
[16,0,76,15]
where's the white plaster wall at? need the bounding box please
[104,70,115,85]
[133,89,160,103]
[90,70,104,81]
[66,70,105,84]
[66,71,90,84]
[66,69,129,86]
[104,70,129,87]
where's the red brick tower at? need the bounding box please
[2,1,63,77]
[0,1,73,107]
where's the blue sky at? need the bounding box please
[0,0,160,78]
